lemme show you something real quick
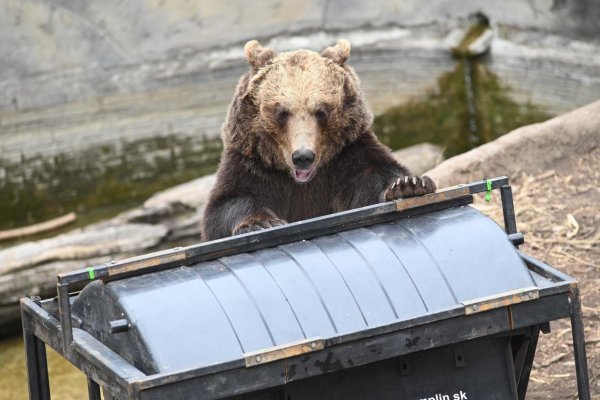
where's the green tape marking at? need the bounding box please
[87,267,95,280]
[485,178,492,202]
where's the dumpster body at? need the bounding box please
[20,178,591,400]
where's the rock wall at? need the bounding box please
[2,0,599,79]
[1,1,600,165]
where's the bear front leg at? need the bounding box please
[203,195,287,240]
[384,175,436,201]
[232,213,287,235]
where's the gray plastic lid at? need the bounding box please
[72,205,535,374]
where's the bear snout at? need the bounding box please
[292,149,315,170]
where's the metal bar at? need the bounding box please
[509,293,572,331]
[72,328,148,381]
[60,194,474,285]
[517,326,540,400]
[87,378,101,400]
[59,177,509,286]
[244,338,323,367]
[23,331,51,400]
[465,176,510,194]
[56,282,73,354]
[23,331,42,400]
[33,296,51,400]
[21,298,144,399]
[500,185,518,235]
[504,337,519,400]
[394,186,470,210]
[518,251,577,284]
[35,336,51,400]
[570,286,591,400]
[22,299,52,400]
[511,333,530,394]
[507,232,524,247]
[462,286,539,315]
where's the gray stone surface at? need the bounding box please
[392,143,445,176]
[1,1,600,165]
[2,0,598,79]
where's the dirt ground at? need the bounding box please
[471,147,600,398]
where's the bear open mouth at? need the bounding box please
[293,168,316,183]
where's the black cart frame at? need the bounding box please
[20,177,591,400]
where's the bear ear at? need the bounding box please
[244,40,277,70]
[321,39,351,65]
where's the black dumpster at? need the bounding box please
[20,177,591,400]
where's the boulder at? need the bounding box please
[392,143,445,176]
[426,99,600,187]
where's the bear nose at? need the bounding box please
[292,149,315,170]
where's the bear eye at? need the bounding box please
[315,108,329,125]
[273,108,290,127]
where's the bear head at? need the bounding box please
[224,39,373,184]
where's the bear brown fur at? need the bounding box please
[202,39,436,241]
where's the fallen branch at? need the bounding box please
[535,352,569,368]
[0,212,76,242]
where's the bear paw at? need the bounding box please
[384,175,436,201]
[232,216,287,235]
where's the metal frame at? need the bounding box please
[20,177,591,400]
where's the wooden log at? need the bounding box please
[0,212,77,242]
[0,223,169,275]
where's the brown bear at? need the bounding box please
[202,39,436,241]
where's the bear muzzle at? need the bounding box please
[291,149,317,183]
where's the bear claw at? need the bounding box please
[385,175,436,201]
[233,217,287,235]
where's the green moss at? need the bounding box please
[373,60,551,158]
[452,23,489,57]
[0,135,222,236]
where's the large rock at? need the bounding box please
[392,143,444,176]
[426,100,600,187]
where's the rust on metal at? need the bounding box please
[395,186,471,211]
[462,286,539,315]
[244,338,324,367]
[107,249,187,277]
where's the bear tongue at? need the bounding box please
[294,169,313,183]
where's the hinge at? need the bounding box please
[244,337,324,367]
[462,286,539,315]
